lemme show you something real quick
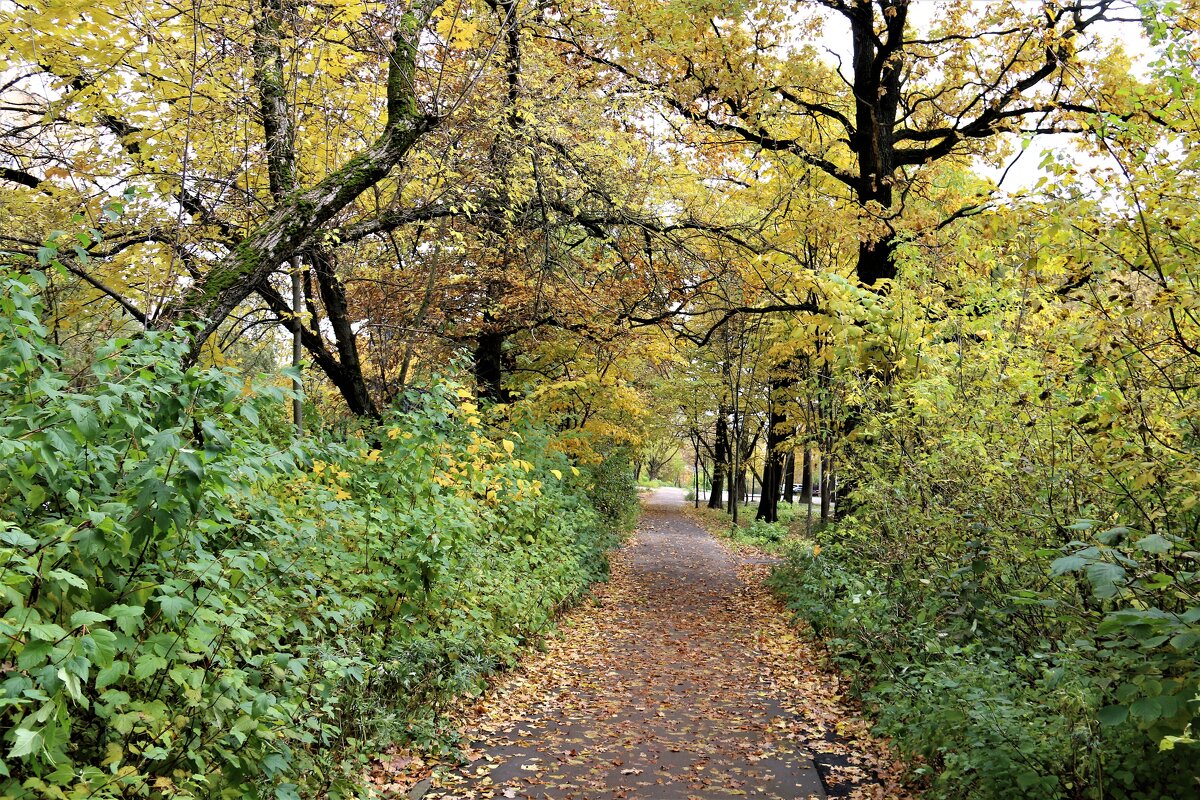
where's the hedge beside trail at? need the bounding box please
[0,270,636,799]
[759,517,1200,799]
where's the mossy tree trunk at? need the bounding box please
[160,1,445,364]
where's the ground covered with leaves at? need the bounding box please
[371,489,912,799]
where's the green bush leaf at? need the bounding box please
[8,728,43,759]
[1050,555,1089,576]
[70,610,110,628]
[1131,697,1162,722]
[1085,562,1126,597]
[156,594,193,621]
[1135,534,1174,554]
[1098,705,1128,726]
[95,661,128,690]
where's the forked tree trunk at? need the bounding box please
[757,372,794,522]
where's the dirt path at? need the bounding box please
[399,489,905,800]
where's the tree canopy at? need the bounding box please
[3,0,1200,797]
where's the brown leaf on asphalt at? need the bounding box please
[371,490,917,800]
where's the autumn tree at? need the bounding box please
[559,0,1154,286]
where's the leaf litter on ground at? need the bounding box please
[369,493,917,799]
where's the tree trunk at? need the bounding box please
[708,406,728,509]
[474,327,511,404]
[782,450,795,504]
[820,450,832,524]
[730,468,745,523]
[800,446,813,504]
[290,257,303,434]
[255,276,380,418]
[311,249,378,417]
[173,81,438,355]
[756,378,789,522]
[756,371,795,521]
[848,0,907,287]
[152,1,445,363]
[857,238,898,286]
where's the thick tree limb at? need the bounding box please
[1,166,40,188]
[161,0,446,356]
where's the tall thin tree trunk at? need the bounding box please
[801,446,813,503]
[727,417,739,521]
[820,450,832,523]
[782,450,795,503]
[290,256,303,435]
[708,406,728,509]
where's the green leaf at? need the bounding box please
[105,604,144,635]
[157,594,193,621]
[1085,562,1126,597]
[96,660,128,690]
[1098,705,1128,726]
[133,653,167,680]
[8,728,43,759]
[1131,697,1162,722]
[1050,555,1089,576]
[70,610,110,628]
[57,667,83,702]
[86,629,118,668]
[1136,534,1173,554]
[1170,632,1199,651]
[1097,526,1134,545]
[50,569,88,590]
[0,528,37,551]
[27,622,68,641]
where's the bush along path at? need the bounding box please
[373,488,914,799]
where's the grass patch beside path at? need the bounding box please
[683,503,820,556]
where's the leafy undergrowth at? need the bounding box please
[0,270,636,799]
[692,502,1200,798]
[370,498,915,799]
[769,531,1200,800]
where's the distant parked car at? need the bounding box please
[790,484,820,497]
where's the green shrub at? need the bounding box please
[771,532,1200,800]
[0,270,630,798]
[581,445,639,537]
